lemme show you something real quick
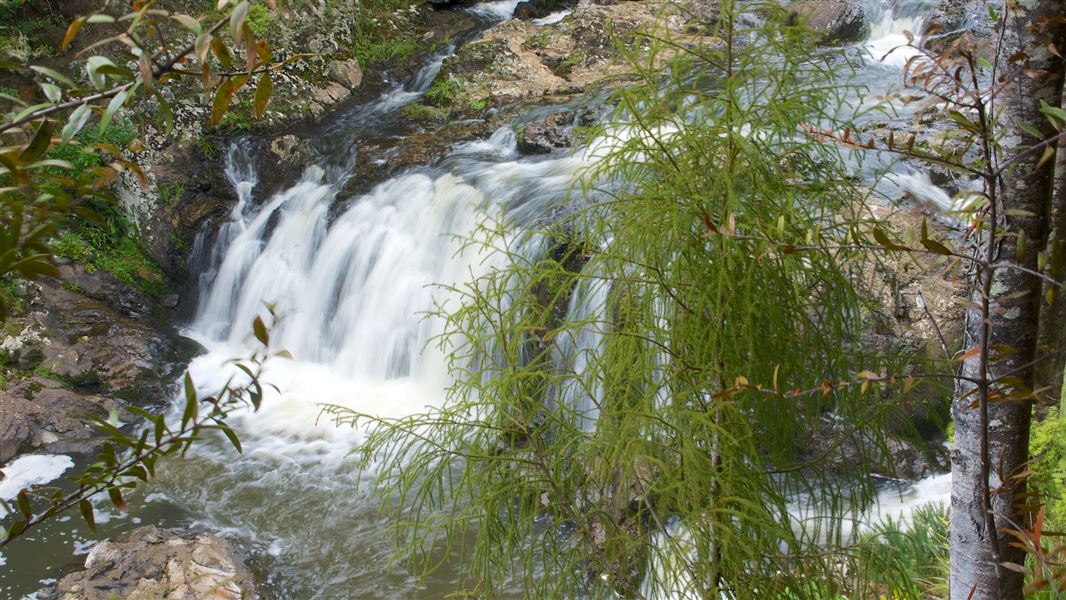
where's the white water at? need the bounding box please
[0,454,73,516]
[148,1,956,596]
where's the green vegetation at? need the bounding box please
[0,276,25,316]
[51,206,165,296]
[245,3,274,38]
[424,75,465,107]
[332,3,908,597]
[350,0,426,67]
[853,504,950,598]
[33,366,71,387]
[400,102,449,123]
[1031,409,1066,529]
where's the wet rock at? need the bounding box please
[923,0,1001,52]
[788,0,867,45]
[0,385,118,462]
[269,134,313,166]
[33,282,172,398]
[514,0,575,21]
[806,416,949,480]
[437,0,723,108]
[41,526,255,600]
[518,111,576,154]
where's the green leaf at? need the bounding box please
[173,14,202,34]
[16,490,32,518]
[79,499,96,531]
[182,372,198,429]
[210,79,236,126]
[218,422,243,454]
[19,121,52,163]
[108,487,129,512]
[85,56,117,89]
[40,82,62,103]
[61,104,91,143]
[150,89,174,136]
[921,238,954,256]
[252,315,269,346]
[254,73,272,119]
[1040,100,1066,130]
[29,65,75,88]
[8,519,27,538]
[98,87,133,137]
[872,227,909,252]
[230,1,251,45]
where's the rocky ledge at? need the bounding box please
[39,526,256,600]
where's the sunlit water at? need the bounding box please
[1,1,958,596]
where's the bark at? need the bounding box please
[949,3,1065,600]
[1036,67,1066,412]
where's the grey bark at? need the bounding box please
[949,2,1065,599]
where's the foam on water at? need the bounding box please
[0,454,74,513]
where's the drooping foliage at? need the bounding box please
[335,2,910,597]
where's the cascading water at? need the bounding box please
[0,0,958,595]
[164,1,954,594]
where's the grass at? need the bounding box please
[51,203,166,296]
[852,503,950,598]
[424,75,465,107]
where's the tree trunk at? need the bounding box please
[949,3,1065,599]
[1036,68,1066,412]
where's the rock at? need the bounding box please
[0,386,117,463]
[514,0,575,21]
[788,0,867,45]
[41,526,255,600]
[922,0,1001,54]
[33,283,172,398]
[326,58,363,89]
[313,81,351,106]
[518,111,576,153]
[805,416,949,480]
[268,134,312,166]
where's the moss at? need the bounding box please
[400,102,450,123]
[33,367,71,387]
[1031,408,1066,528]
[51,204,166,296]
[0,275,25,316]
[159,182,186,207]
[245,3,274,38]
[424,75,466,108]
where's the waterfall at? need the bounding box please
[153,0,956,595]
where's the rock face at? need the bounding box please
[806,416,950,480]
[788,1,867,45]
[518,111,577,154]
[514,0,575,21]
[0,263,189,465]
[41,526,255,600]
[432,0,724,110]
[922,0,1001,53]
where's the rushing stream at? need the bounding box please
[1,1,956,596]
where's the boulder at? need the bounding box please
[326,58,364,89]
[40,526,255,600]
[0,385,118,463]
[789,0,867,45]
[518,111,576,154]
